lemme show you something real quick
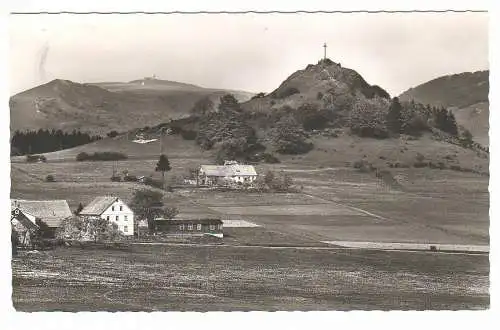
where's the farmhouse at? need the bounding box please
[11,199,72,238]
[80,196,134,236]
[11,208,39,248]
[155,217,223,238]
[198,161,257,186]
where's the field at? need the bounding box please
[10,140,489,310]
[12,245,489,311]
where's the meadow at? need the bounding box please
[11,245,489,311]
[11,156,489,245]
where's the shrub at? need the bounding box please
[415,153,425,162]
[26,154,47,163]
[123,175,138,182]
[107,130,119,138]
[180,130,197,140]
[353,160,375,173]
[76,152,128,161]
[413,161,428,168]
[110,175,122,182]
[45,174,55,182]
[273,87,300,99]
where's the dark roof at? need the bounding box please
[80,196,119,215]
[155,218,223,225]
[11,199,72,227]
[11,208,39,231]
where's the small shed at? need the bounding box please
[154,217,223,237]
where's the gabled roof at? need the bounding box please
[11,208,39,231]
[11,199,72,227]
[200,164,257,177]
[80,196,120,216]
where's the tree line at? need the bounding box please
[11,129,102,156]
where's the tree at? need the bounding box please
[191,96,214,116]
[460,129,474,148]
[269,115,313,154]
[129,189,178,233]
[348,97,389,139]
[155,154,171,190]
[387,97,403,134]
[75,203,84,215]
[80,216,124,243]
[218,94,241,113]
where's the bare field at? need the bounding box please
[12,245,489,311]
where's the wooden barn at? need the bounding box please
[154,217,223,238]
[11,199,73,238]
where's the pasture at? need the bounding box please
[11,245,489,311]
[11,158,489,245]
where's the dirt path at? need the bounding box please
[131,242,487,255]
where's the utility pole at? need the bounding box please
[323,42,327,60]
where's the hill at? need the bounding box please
[399,71,489,145]
[9,78,254,135]
[242,58,390,114]
[11,60,488,177]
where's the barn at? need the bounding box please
[154,217,223,238]
[198,161,257,186]
[11,208,40,248]
[11,199,72,238]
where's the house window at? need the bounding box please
[116,216,119,221]
[218,224,223,230]
[124,226,128,233]
[209,224,215,231]
[179,224,184,231]
[120,206,123,211]
[112,206,115,211]
[197,224,202,231]
[188,224,193,231]
[124,215,128,221]
[106,216,110,221]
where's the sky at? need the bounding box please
[8,12,489,96]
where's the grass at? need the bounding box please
[12,245,489,311]
[11,158,489,245]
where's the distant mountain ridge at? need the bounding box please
[10,78,254,135]
[399,70,489,146]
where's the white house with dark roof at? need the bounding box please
[198,161,258,186]
[80,196,134,236]
[11,199,73,238]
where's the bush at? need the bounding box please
[76,151,128,161]
[45,174,55,182]
[180,130,197,140]
[107,130,119,138]
[413,161,428,168]
[110,175,122,182]
[123,175,138,182]
[142,177,164,189]
[353,160,375,173]
[273,87,300,99]
[26,154,47,163]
